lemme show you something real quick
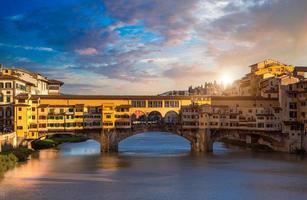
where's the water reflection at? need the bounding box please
[0,132,307,200]
[119,132,190,156]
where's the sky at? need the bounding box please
[1,0,307,95]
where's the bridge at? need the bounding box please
[14,94,290,153]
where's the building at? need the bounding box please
[14,94,196,139]
[188,81,224,96]
[158,90,189,96]
[280,79,307,151]
[226,59,295,97]
[0,65,63,132]
[8,60,307,153]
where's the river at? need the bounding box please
[0,132,307,200]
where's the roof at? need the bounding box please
[15,93,29,99]
[31,94,194,100]
[48,79,64,86]
[0,75,35,86]
[249,59,287,67]
[294,66,307,72]
[211,96,279,101]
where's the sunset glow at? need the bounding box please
[220,74,234,86]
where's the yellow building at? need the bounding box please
[14,94,211,139]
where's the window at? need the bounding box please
[6,108,11,117]
[148,101,163,108]
[0,82,3,88]
[289,102,297,109]
[131,100,146,107]
[0,94,3,102]
[32,107,36,111]
[5,82,12,88]
[17,126,23,130]
[18,116,22,120]
[289,111,297,119]
[6,96,10,103]
[39,116,46,120]
[257,123,264,128]
[30,124,37,129]
[165,100,179,108]
[32,116,36,120]
[41,108,45,112]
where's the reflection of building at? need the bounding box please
[0,65,63,132]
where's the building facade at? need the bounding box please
[4,60,307,153]
[0,65,63,132]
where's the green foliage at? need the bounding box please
[32,135,88,150]
[1,147,34,162]
[32,139,57,150]
[0,153,18,177]
[51,136,88,144]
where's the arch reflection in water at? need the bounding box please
[119,132,190,156]
[59,140,100,156]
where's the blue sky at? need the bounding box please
[1,0,307,94]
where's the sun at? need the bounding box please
[220,74,233,86]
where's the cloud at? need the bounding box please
[75,48,98,55]
[201,0,307,67]
[1,0,307,94]
[0,43,55,52]
[103,0,199,45]
[163,63,220,86]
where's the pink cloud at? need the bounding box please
[76,48,98,55]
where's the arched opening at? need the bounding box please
[119,132,190,155]
[147,111,163,124]
[164,111,179,124]
[131,111,147,125]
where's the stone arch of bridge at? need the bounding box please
[100,128,213,153]
[147,111,163,123]
[164,111,179,124]
[210,129,283,149]
[117,130,193,145]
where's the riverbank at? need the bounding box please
[0,134,88,176]
[32,134,88,150]
[0,147,34,176]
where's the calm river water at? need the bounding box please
[1,132,307,200]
